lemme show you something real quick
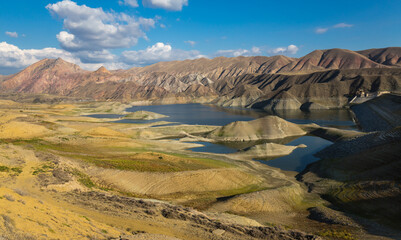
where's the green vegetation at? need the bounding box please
[0,166,9,172]
[70,169,95,188]
[172,184,267,209]
[11,167,22,174]
[0,166,22,175]
[64,152,232,172]
[317,229,356,240]
[32,163,54,175]
[16,139,233,172]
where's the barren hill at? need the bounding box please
[208,115,306,141]
[358,47,401,67]
[277,48,386,73]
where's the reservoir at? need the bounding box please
[89,103,356,172]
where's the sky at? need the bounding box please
[0,0,400,74]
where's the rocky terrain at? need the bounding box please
[296,95,401,239]
[350,94,401,131]
[0,47,400,110]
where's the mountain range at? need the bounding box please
[1,47,401,110]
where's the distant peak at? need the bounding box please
[94,66,110,74]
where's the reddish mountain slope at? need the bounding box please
[358,47,401,67]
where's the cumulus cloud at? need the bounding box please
[315,23,353,34]
[142,0,188,11]
[270,45,299,55]
[73,50,116,64]
[46,0,155,51]
[119,0,139,7]
[121,42,204,66]
[184,40,196,46]
[5,31,18,38]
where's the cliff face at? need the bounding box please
[1,47,401,108]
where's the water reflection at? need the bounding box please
[124,103,357,128]
[187,141,237,154]
[256,136,333,172]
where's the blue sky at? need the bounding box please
[0,0,400,74]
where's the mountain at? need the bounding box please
[0,47,400,109]
[1,58,87,94]
[127,56,290,79]
[277,48,386,73]
[216,68,401,110]
[358,47,401,67]
[94,66,111,75]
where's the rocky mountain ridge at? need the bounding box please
[1,47,401,109]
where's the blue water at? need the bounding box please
[125,104,254,126]
[86,114,123,118]
[88,103,357,128]
[256,136,333,172]
[187,141,237,154]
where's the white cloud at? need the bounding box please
[5,31,18,38]
[184,40,196,46]
[270,45,299,55]
[251,46,261,54]
[315,23,353,34]
[214,45,298,58]
[333,23,353,28]
[119,0,139,7]
[74,50,116,64]
[46,0,155,51]
[121,42,204,66]
[160,23,166,28]
[315,27,328,34]
[142,0,188,11]
[214,49,249,57]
